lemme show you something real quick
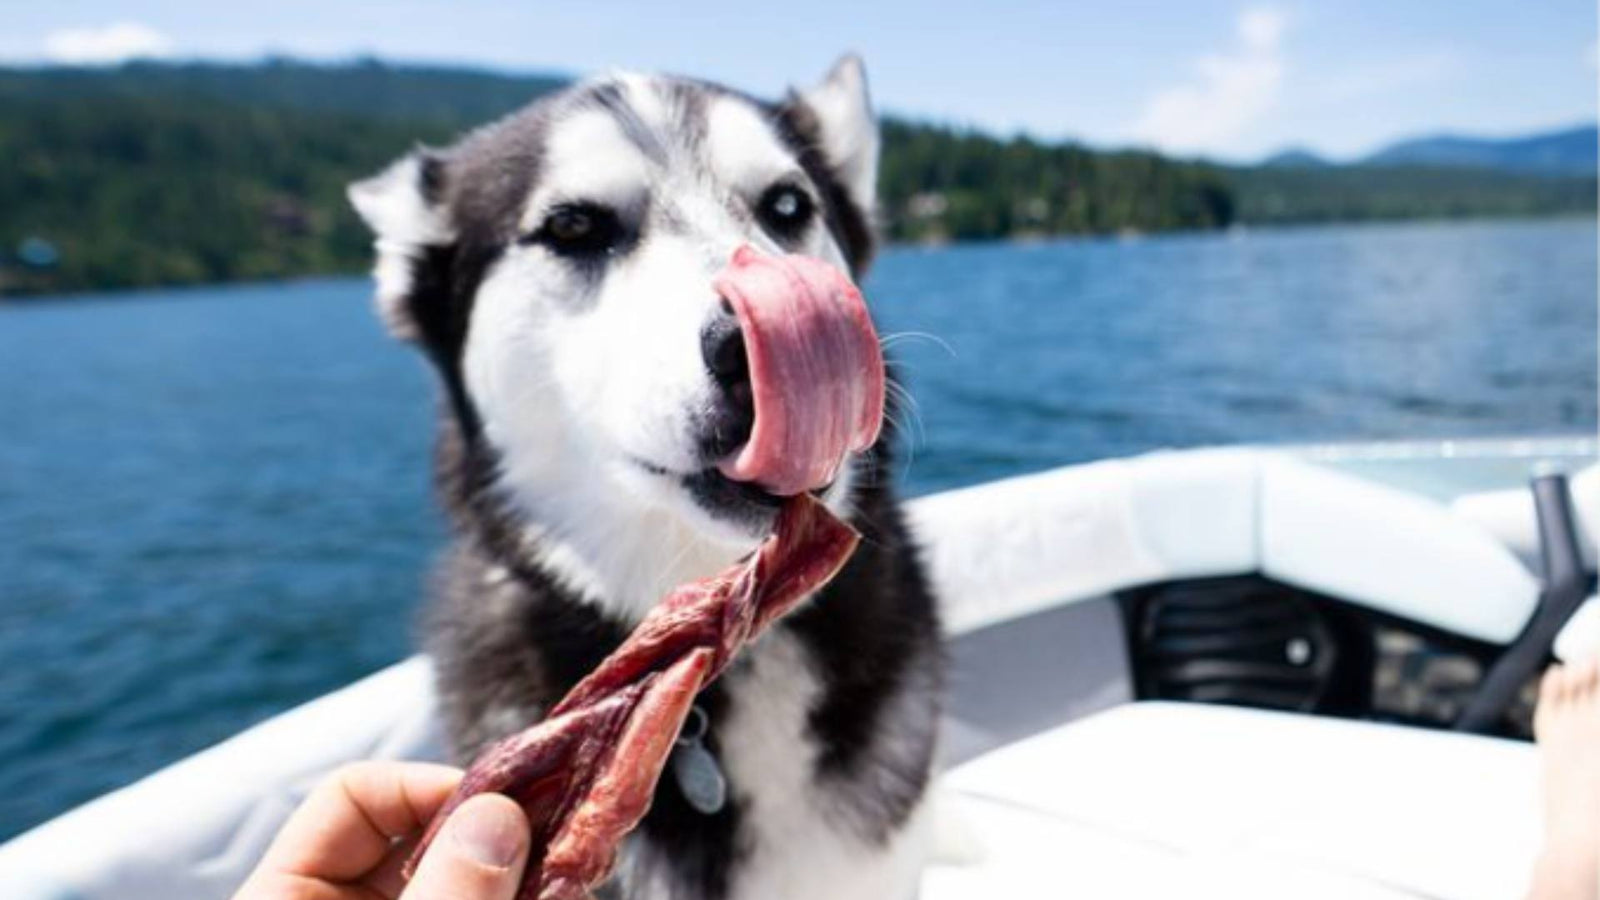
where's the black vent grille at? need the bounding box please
[1127,577,1352,713]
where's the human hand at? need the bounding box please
[233,761,532,900]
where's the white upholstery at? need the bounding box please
[1258,457,1541,644]
[0,658,445,900]
[908,450,1260,635]
[925,702,1541,900]
[927,791,1426,900]
[917,449,1541,643]
[1453,464,1599,573]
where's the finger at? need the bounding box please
[363,832,422,899]
[261,762,463,883]
[401,793,531,900]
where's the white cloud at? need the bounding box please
[1128,6,1287,156]
[1237,7,1287,50]
[43,23,175,65]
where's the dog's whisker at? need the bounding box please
[878,330,957,359]
[883,409,918,448]
[883,381,928,447]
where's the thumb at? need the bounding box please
[401,793,532,900]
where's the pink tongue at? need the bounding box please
[712,246,885,497]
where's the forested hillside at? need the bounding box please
[1,60,1592,296]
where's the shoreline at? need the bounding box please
[2,212,1595,305]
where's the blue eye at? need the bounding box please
[771,190,801,218]
[757,184,814,239]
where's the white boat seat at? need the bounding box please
[914,448,1541,644]
[1453,463,1598,575]
[925,701,1541,900]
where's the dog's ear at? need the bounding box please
[798,55,880,215]
[347,150,455,341]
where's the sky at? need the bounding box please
[0,1,1594,162]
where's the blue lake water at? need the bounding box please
[1,217,1595,840]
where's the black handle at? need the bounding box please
[1455,473,1588,733]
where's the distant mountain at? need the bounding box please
[1225,162,1596,225]
[1362,124,1597,176]
[1259,147,1331,169]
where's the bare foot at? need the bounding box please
[1529,661,1600,900]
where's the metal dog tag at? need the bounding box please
[671,705,727,815]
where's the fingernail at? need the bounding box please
[449,795,526,869]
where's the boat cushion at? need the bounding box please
[910,449,1262,635]
[915,449,1541,644]
[1452,463,1598,574]
[926,701,1541,900]
[1257,457,1540,643]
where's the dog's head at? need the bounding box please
[350,58,884,604]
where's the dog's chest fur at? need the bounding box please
[425,453,943,900]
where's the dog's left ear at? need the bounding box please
[796,55,880,215]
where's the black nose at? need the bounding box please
[699,301,754,459]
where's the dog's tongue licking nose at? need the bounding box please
[712,246,885,498]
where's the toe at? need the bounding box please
[1537,666,1567,739]
[1565,660,1598,706]
[1543,665,1569,706]
[1580,659,1600,696]
[1557,663,1584,705]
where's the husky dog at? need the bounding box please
[349,57,942,900]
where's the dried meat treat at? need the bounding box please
[405,494,860,900]
[550,491,861,716]
[536,650,711,899]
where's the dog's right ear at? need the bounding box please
[347,150,455,341]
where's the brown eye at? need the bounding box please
[549,207,594,243]
[523,202,623,258]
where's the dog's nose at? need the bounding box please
[702,300,748,389]
[699,300,754,459]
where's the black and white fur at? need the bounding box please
[350,58,942,900]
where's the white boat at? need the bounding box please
[2,436,1596,900]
